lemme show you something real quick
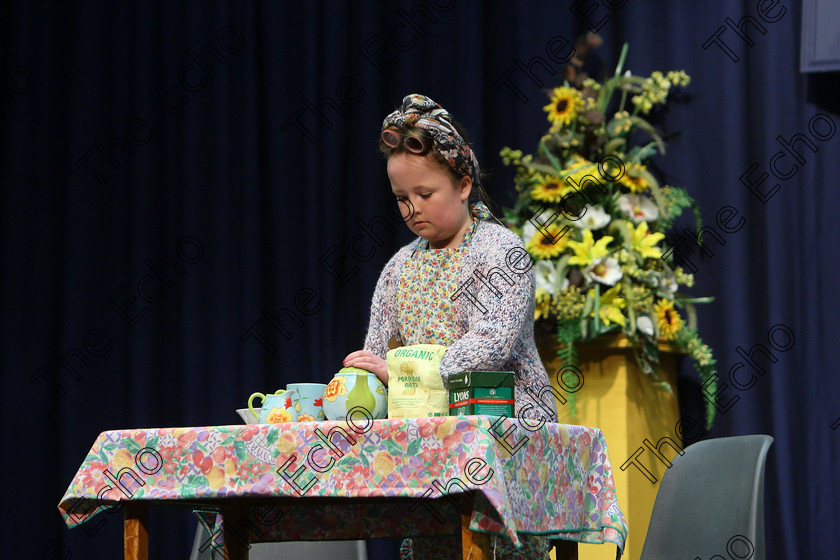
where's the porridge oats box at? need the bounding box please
[386,344,449,418]
[448,371,515,416]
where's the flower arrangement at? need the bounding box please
[500,44,717,427]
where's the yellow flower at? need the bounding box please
[631,94,654,114]
[628,221,665,259]
[675,266,695,288]
[553,286,585,320]
[526,223,569,260]
[543,87,583,129]
[619,165,650,193]
[500,147,523,166]
[531,174,571,203]
[666,70,691,87]
[581,78,601,91]
[567,229,613,266]
[654,299,683,339]
[534,288,553,321]
[564,154,599,185]
[587,285,626,327]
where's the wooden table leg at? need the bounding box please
[461,493,491,560]
[552,538,579,559]
[124,502,149,560]
[221,503,250,560]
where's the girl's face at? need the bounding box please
[387,152,472,249]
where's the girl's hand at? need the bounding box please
[343,350,388,386]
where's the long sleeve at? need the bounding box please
[438,228,534,385]
[362,249,408,359]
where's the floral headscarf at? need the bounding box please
[470,201,493,221]
[382,93,480,186]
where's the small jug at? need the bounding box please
[248,389,300,424]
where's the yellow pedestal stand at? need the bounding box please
[540,334,681,560]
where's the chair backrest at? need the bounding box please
[639,434,773,560]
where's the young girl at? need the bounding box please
[343,94,555,560]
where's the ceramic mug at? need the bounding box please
[286,383,327,421]
[248,389,300,424]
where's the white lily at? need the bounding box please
[534,260,558,296]
[521,221,537,245]
[577,204,611,230]
[636,316,655,336]
[583,256,623,286]
[522,206,560,243]
[657,268,678,297]
[618,194,659,223]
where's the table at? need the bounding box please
[58,416,627,559]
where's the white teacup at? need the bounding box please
[236,408,259,424]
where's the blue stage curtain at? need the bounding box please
[2,1,837,558]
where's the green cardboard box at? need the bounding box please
[448,371,515,416]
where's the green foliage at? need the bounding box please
[656,185,696,230]
[556,318,582,417]
[674,327,718,429]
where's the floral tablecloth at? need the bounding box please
[58,416,627,551]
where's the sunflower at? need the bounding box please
[531,174,571,203]
[619,165,651,193]
[654,299,683,340]
[525,222,570,259]
[543,87,583,129]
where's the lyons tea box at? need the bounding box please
[387,344,449,418]
[448,371,515,416]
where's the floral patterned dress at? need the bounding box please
[395,210,550,560]
[396,219,477,346]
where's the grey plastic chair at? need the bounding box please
[639,434,773,560]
